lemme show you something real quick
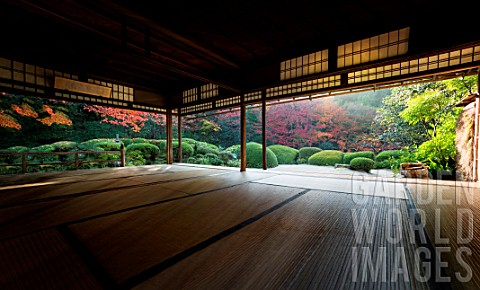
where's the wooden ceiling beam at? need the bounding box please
[3,0,243,93]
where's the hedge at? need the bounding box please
[172,141,194,160]
[343,151,375,164]
[246,142,278,168]
[268,145,299,164]
[308,150,344,166]
[298,147,322,160]
[350,157,374,172]
[376,150,402,162]
[126,143,160,163]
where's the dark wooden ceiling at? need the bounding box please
[0,0,478,107]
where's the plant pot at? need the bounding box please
[400,162,429,179]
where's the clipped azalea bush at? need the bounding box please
[172,141,194,160]
[343,151,375,164]
[51,141,78,152]
[268,145,299,164]
[350,157,374,172]
[126,143,160,163]
[375,150,402,162]
[308,150,344,166]
[298,147,322,160]
[246,142,278,168]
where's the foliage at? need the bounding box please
[343,151,375,164]
[376,150,402,162]
[414,118,457,170]
[223,145,241,159]
[350,157,374,172]
[267,145,299,164]
[308,150,344,166]
[52,141,78,152]
[126,150,146,166]
[173,141,194,160]
[126,143,159,163]
[298,147,322,160]
[246,142,278,168]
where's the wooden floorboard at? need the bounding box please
[68,182,301,284]
[408,181,480,290]
[0,168,228,206]
[254,174,407,199]
[0,229,101,290]
[134,190,428,290]
[0,165,452,289]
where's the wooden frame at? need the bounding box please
[166,109,173,164]
[0,150,125,174]
[240,96,247,171]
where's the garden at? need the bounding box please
[0,75,478,178]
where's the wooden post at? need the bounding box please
[166,109,173,164]
[178,112,183,163]
[240,97,247,171]
[474,70,480,182]
[21,152,27,174]
[74,152,79,170]
[120,148,125,167]
[475,95,480,182]
[262,98,267,170]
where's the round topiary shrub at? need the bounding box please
[126,143,160,163]
[343,151,375,164]
[376,150,402,162]
[268,145,299,164]
[299,147,322,160]
[172,142,194,160]
[246,142,278,168]
[308,150,344,166]
[350,157,374,172]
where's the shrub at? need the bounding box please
[268,145,299,164]
[32,144,55,152]
[373,160,390,169]
[126,150,146,166]
[126,143,159,163]
[224,145,241,159]
[343,151,375,164]
[94,141,122,151]
[3,146,30,152]
[308,150,344,166]
[299,147,322,160]
[246,142,278,168]
[297,158,308,164]
[376,150,402,162]
[173,142,194,160]
[51,141,78,152]
[218,152,235,163]
[350,157,374,172]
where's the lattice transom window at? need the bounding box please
[338,27,410,68]
[280,49,328,81]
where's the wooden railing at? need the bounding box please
[0,150,125,174]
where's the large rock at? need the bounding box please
[455,102,475,181]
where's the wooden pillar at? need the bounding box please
[240,97,247,172]
[262,98,267,170]
[474,95,479,181]
[166,109,173,164]
[177,112,183,163]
